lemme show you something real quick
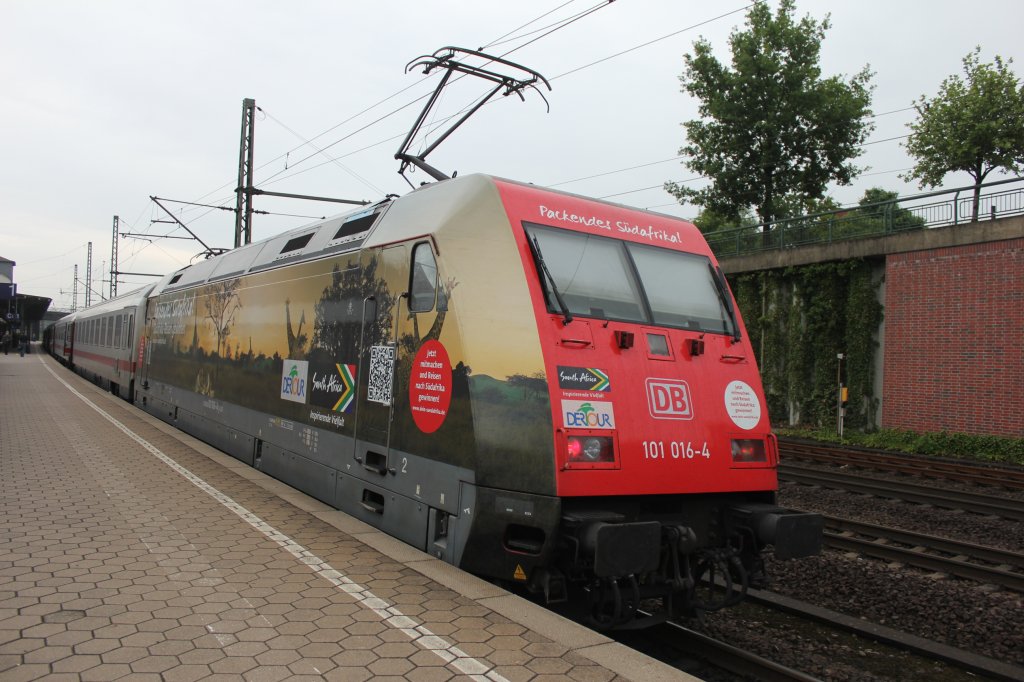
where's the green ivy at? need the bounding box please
[732,260,883,430]
[844,264,883,427]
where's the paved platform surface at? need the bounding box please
[0,349,692,681]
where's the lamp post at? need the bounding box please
[836,353,845,439]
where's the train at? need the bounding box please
[46,173,822,628]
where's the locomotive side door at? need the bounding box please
[352,243,409,477]
[138,304,155,394]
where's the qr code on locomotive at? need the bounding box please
[367,345,395,405]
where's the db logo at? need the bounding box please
[646,379,693,420]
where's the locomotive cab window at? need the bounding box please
[525,222,737,336]
[627,243,736,336]
[526,223,646,323]
[409,242,438,312]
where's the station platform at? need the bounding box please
[0,349,688,681]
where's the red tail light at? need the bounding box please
[731,439,767,463]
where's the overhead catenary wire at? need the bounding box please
[164,4,796,244]
[272,1,615,184]
[260,108,386,196]
[642,167,915,210]
[169,2,621,231]
[184,2,602,213]
[582,129,918,201]
[396,0,616,160]
[478,0,582,50]
[550,4,754,81]
[255,8,918,214]
[262,3,755,200]
[495,1,614,60]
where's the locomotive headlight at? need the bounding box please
[731,438,767,462]
[566,435,615,464]
[581,438,604,460]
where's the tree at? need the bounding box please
[692,207,758,234]
[856,188,924,232]
[667,0,874,245]
[903,48,1024,222]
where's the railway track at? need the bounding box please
[626,610,824,682]
[742,588,1024,682]
[628,585,1024,682]
[779,438,1024,490]
[779,461,1024,521]
[659,438,1024,679]
[778,438,1024,585]
[822,515,1024,592]
[658,619,822,681]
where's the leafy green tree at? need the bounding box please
[692,207,758,234]
[856,188,924,231]
[903,48,1024,221]
[667,0,874,245]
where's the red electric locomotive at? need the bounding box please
[48,48,821,628]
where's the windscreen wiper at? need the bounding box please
[708,262,741,342]
[528,235,573,326]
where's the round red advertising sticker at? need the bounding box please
[409,340,452,433]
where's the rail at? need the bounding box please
[706,176,1024,257]
[779,462,1024,521]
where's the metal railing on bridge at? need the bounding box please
[706,176,1024,258]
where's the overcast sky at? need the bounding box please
[3,0,1022,309]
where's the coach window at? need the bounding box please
[115,314,123,348]
[106,316,114,347]
[409,242,437,312]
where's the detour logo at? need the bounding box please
[280,360,309,404]
[562,400,615,430]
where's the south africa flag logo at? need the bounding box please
[557,365,612,392]
[333,364,356,412]
[587,368,610,392]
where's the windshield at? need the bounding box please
[526,222,736,336]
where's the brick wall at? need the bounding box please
[882,238,1024,437]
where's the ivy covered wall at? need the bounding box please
[731,260,884,430]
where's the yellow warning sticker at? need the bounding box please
[513,564,527,581]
